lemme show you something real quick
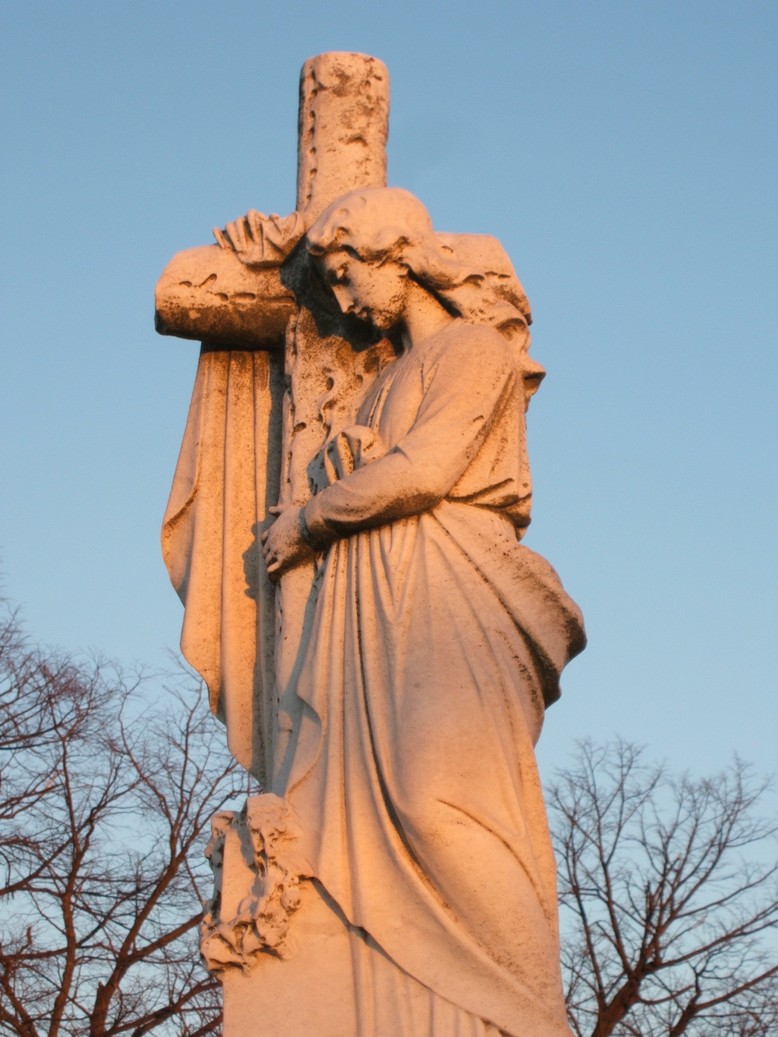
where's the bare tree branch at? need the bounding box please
[550,739,778,1037]
[0,601,244,1037]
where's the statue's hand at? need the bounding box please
[213,210,305,268]
[261,506,316,581]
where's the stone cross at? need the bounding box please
[156,54,393,784]
[156,55,583,1037]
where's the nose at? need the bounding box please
[331,285,355,314]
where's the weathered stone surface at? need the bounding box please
[296,52,389,219]
[157,52,584,1037]
[154,244,296,348]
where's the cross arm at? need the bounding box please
[154,241,297,350]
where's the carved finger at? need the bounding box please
[247,210,267,242]
[228,218,247,252]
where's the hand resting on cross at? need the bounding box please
[213,210,305,268]
[261,506,317,581]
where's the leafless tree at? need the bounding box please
[0,602,245,1037]
[550,739,778,1037]
[7,587,777,1037]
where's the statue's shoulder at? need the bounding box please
[432,319,512,372]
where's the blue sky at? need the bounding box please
[1,1,776,781]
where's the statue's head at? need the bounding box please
[306,187,533,347]
[306,188,458,333]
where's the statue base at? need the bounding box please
[203,796,507,1036]
[223,879,515,1037]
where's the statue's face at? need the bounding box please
[318,249,408,332]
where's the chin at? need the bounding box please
[370,313,400,335]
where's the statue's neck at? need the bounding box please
[400,281,458,353]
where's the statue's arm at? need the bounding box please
[303,328,517,545]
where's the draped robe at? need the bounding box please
[271,319,585,1036]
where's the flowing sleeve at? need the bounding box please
[303,326,517,543]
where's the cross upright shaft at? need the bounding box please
[296,52,389,220]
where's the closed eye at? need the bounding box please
[326,266,349,287]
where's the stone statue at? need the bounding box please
[157,53,585,1037]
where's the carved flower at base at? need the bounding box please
[200,793,311,973]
